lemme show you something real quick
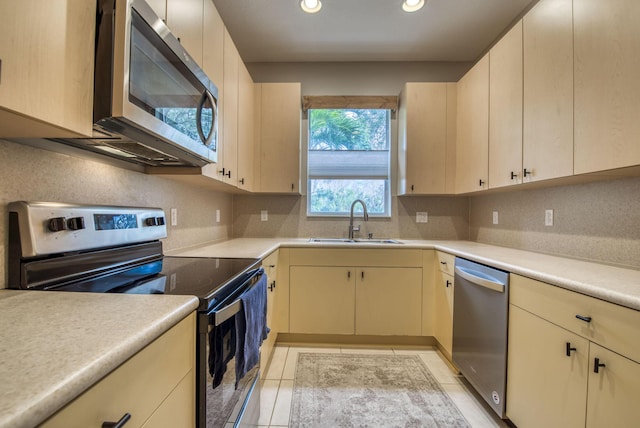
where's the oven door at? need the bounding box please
[197,270,264,428]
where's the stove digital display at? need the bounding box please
[94,213,138,230]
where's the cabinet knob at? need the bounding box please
[102,413,131,428]
[565,342,577,357]
[593,357,606,374]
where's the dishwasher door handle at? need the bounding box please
[455,266,506,293]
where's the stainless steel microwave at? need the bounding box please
[52,0,219,167]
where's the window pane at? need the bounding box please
[309,109,389,150]
[309,179,387,215]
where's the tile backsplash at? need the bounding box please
[469,176,640,269]
[0,139,232,288]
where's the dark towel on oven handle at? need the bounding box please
[235,272,269,388]
[208,314,236,388]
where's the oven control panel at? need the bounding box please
[9,201,168,257]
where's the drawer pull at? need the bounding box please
[347,271,351,279]
[565,342,577,357]
[594,357,606,374]
[268,264,276,268]
[102,413,131,428]
[575,314,592,323]
[268,281,276,291]
[446,280,452,288]
[440,261,447,265]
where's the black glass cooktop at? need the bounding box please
[53,256,261,310]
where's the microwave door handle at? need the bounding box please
[196,90,216,147]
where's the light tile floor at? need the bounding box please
[258,344,510,428]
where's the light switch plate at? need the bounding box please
[416,212,428,223]
[545,209,554,226]
[492,211,499,225]
[170,208,178,226]
[215,209,220,223]
[261,210,268,221]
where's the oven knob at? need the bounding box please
[145,217,158,226]
[67,216,86,230]
[156,216,165,226]
[48,217,68,232]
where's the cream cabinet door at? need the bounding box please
[586,343,640,428]
[220,30,239,185]
[237,62,255,191]
[0,0,94,138]
[355,267,422,336]
[290,266,355,335]
[456,55,490,193]
[397,83,449,195]
[523,0,574,182]
[434,271,454,358]
[203,0,224,89]
[506,305,588,428]
[166,0,203,65]
[574,0,640,173]
[489,21,523,189]
[255,83,302,193]
[260,250,279,376]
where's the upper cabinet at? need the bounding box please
[523,0,574,182]
[0,0,95,138]
[456,55,490,194]
[165,0,204,65]
[220,29,239,185]
[254,83,302,194]
[574,0,640,173]
[398,82,456,195]
[236,62,255,191]
[203,0,224,89]
[489,21,523,189]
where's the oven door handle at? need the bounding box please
[213,269,264,326]
[455,266,505,293]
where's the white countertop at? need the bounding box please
[0,291,199,428]
[170,238,640,311]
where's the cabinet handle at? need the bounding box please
[225,170,231,178]
[594,357,606,374]
[524,168,532,177]
[446,280,452,288]
[268,281,276,291]
[575,314,592,323]
[239,178,245,185]
[347,271,351,279]
[510,171,518,180]
[218,167,226,176]
[411,184,414,191]
[361,271,365,280]
[291,183,295,191]
[102,413,131,428]
[479,179,485,187]
[268,265,276,268]
[440,261,447,265]
[565,342,577,357]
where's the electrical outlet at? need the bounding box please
[215,209,220,223]
[261,210,268,221]
[416,212,428,223]
[545,209,554,226]
[170,208,178,226]
[492,211,499,225]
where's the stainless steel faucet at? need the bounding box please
[348,199,369,239]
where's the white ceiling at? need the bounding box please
[213,0,538,63]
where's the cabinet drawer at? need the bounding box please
[290,248,423,267]
[511,274,640,363]
[436,251,455,275]
[41,313,196,427]
[263,250,279,282]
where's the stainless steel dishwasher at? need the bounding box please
[452,257,509,419]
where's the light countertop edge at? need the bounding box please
[0,292,199,428]
[169,238,640,311]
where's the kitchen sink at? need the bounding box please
[309,238,403,244]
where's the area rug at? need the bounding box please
[290,353,470,428]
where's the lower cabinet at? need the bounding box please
[288,249,423,336]
[260,249,280,376]
[41,313,196,428]
[434,270,454,358]
[507,274,640,428]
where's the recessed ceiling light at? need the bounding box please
[402,0,425,13]
[301,0,322,14]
